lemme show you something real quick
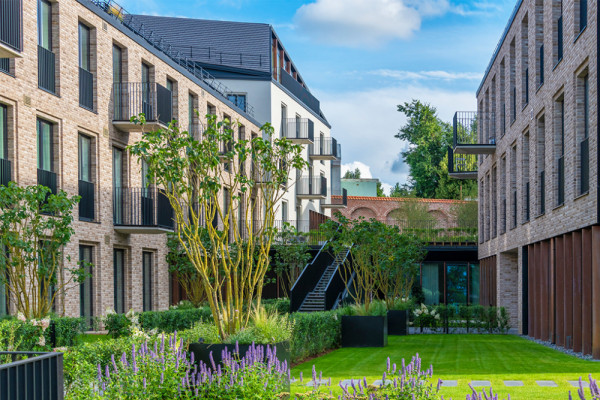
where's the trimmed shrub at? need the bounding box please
[291,309,344,363]
[138,307,213,333]
[49,316,87,347]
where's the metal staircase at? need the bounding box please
[298,250,347,312]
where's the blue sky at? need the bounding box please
[121,0,517,194]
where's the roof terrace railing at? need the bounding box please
[88,0,255,118]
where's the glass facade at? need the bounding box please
[419,262,480,305]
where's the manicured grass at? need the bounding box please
[292,335,600,399]
[77,333,110,344]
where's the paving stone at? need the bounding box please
[372,379,393,386]
[568,381,590,388]
[536,381,558,387]
[441,380,458,387]
[471,380,491,387]
[306,379,330,387]
[503,381,524,387]
[339,379,363,388]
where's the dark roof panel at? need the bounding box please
[132,15,272,74]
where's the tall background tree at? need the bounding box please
[396,99,477,200]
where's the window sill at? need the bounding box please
[553,202,565,211]
[521,102,529,112]
[553,58,563,71]
[536,83,544,94]
[574,191,589,201]
[38,86,60,98]
[79,105,97,114]
[574,25,587,44]
[534,212,545,219]
[0,69,14,78]
[521,219,530,225]
[79,218,100,224]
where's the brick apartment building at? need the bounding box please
[0,0,341,322]
[450,0,600,356]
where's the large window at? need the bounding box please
[38,0,52,51]
[78,134,94,220]
[227,94,246,112]
[113,249,125,314]
[578,0,588,33]
[142,252,153,312]
[555,96,565,205]
[113,147,124,224]
[37,119,53,173]
[79,245,93,328]
[0,104,6,160]
[78,23,93,110]
[420,262,480,306]
[78,24,90,72]
[579,74,590,195]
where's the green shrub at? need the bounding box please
[346,300,387,316]
[291,309,343,363]
[138,307,212,333]
[103,312,131,338]
[49,316,87,347]
[0,319,47,356]
[261,298,290,314]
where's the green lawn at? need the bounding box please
[77,333,110,344]
[292,335,600,399]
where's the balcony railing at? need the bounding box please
[282,118,314,143]
[453,111,496,154]
[38,45,56,93]
[309,138,339,159]
[113,82,172,128]
[448,147,477,179]
[37,168,57,195]
[78,180,95,221]
[296,176,327,198]
[0,158,11,187]
[378,218,478,244]
[79,67,94,110]
[113,187,174,232]
[0,58,9,74]
[0,351,64,400]
[0,0,22,55]
[322,188,347,208]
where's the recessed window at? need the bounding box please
[113,249,125,314]
[142,252,153,312]
[79,245,94,328]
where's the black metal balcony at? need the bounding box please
[0,0,22,57]
[78,180,95,221]
[309,138,339,160]
[113,187,174,234]
[79,67,94,110]
[38,45,55,93]
[113,82,172,132]
[37,168,57,195]
[282,118,314,144]
[322,188,347,209]
[453,111,496,155]
[0,158,11,187]
[448,147,477,179]
[296,176,327,199]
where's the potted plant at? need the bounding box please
[341,301,388,347]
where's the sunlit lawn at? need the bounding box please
[292,335,600,399]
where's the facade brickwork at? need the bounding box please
[0,0,263,320]
[474,0,600,351]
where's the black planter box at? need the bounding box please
[341,315,388,347]
[387,310,409,335]
[188,341,290,368]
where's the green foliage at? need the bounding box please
[376,181,386,197]
[138,308,213,333]
[342,168,361,179]
[166,233,205,306]
[347,300,387,316]
[389,182,415,197]
[0,318,48,358]
[103,312,131,338]
[410,304,511,334]
[272,223,312,297]
[50,316,87,347]
[0,183,82,318]
[395,100,477,200]
[291,310,344,363]
[262,298,291,314]
[225,306,293,345]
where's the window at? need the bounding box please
[500,58,506,136]
[510,38,516,122]
[282,201,288,223]
[554,0,563,64]
[492,166,497,238]
[537,115,546,214]
[578,0,588,33]
[113,45,123,119]
[0,104,6,160]
[555,96,565,205]
[500,155,507,234]
[79,245,93,328]
[0,58,9,75]
[227,94,246,112]
[207,103,216,116]
[491,76,497,141]
[485,173,490,241]
[142,252,153,312]
[578,73,590,194]
[280,104,287,137]
[523,132,530,223]
[37,0,55,93]
[37,119,53,173]
[188,93,197,137]
[78,23,93,110]
[78,134,94,220]
[536,0,544,86]
[113,249,125,314]
[78,24,90,72]
[521,14,529,106]
[510,145,517,229]
[166,78,176,119]
[142,63,152,117]
[113,147,124,224]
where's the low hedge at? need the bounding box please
[138,307,213,333]
[290,309,344,363]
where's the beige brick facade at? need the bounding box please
[474,0,599,342]
[0,0,262,320]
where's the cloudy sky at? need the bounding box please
[119,0,517,194]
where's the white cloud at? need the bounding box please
[316,85,476,190]
[380,182,393,196]
[371,69,484,81]
[341,161,374,179]
[294,0,421,47]
[405,0,451,17]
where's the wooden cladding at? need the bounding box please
[480,256,497,306]
[527,226,600,357]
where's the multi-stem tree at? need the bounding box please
[128,114,307,340]
[0,183,82,318]
[272,223,312,297]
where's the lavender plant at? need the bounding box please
[465,384,510,400]
[570,375,600,400]
[91,332,291,400]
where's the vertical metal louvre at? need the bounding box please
[79,67,94,110]
[38,45,55,93]
[0,0,22,52]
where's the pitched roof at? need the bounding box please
[132,15,272,75]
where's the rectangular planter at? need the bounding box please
[387,310,409,335]
[341,315,387,347]
[188,341,290,368]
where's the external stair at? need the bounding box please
[297,250,347,312]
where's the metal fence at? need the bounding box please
[448,147,478,175]
[38,45,55,93]
[282,118,314,142]
[78,180,95,221]
[37,168,57,196]
[113,82,172,125]
[0,351,64,400]
[0,158,11,187]
[379,218,478,244]
[296,176,327,197]
[309,138,339,158]
[79,67,94,110]
[0,0,22,52]
[453,111,496,146]
[113,187,174,229]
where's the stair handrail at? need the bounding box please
[290,239,334,312]
[332,271,355,310]
[323,246,352,310]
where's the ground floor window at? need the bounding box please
[114,249,125,313]
[419,262,480,305]
[142,251,153,312]
[79,245,94,328]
